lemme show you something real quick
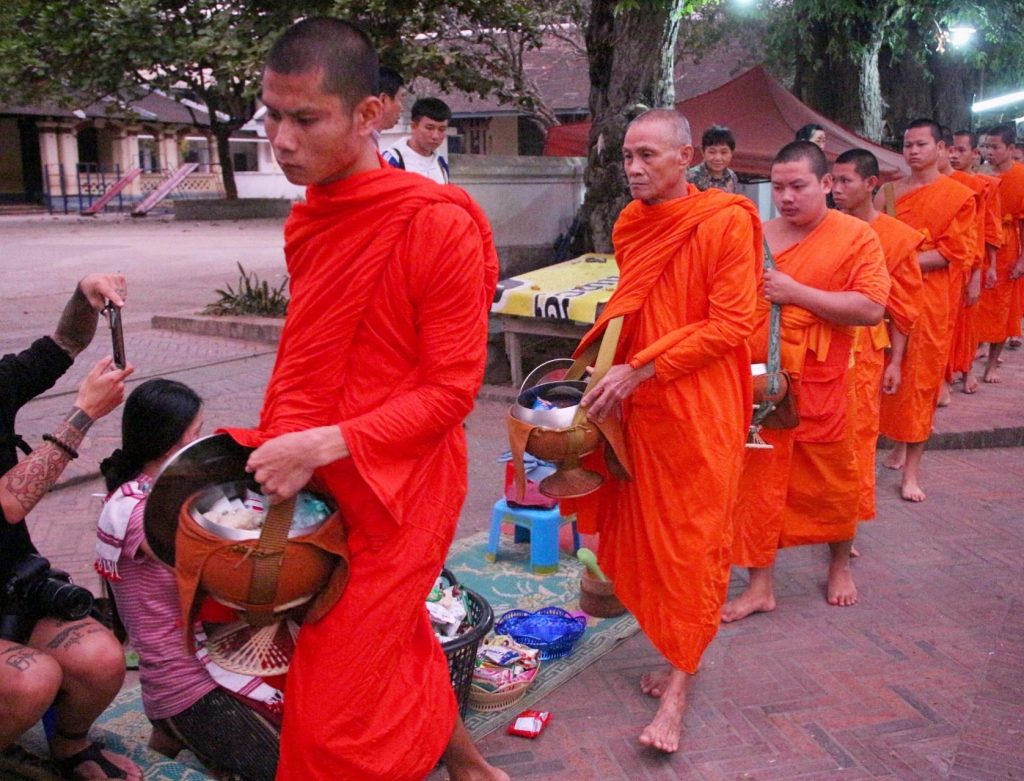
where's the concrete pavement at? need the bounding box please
[3,215,1022,780]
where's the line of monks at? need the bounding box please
[565,113,1023,756]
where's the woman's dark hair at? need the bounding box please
[795,123,825,142]
[100,379,202,492]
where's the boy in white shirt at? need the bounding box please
[383,97,451,184]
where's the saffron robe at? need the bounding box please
[567,185,761,674]
[226,167,498,781]
[878,176,975,444]
[732,210,889,565]
[947,170,1002,374]
[852,214,923,520]
[976,162,1024,343]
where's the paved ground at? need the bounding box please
[4,216,1022,780]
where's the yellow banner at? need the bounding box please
[491,254,618,325]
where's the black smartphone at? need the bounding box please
[103,303,126,369]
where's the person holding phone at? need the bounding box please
[0,274,139,780]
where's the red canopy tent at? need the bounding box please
[544,65,908,181]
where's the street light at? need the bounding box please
[948,25,976,49]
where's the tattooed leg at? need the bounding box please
[0,642,62,750]
[28,618,124,755]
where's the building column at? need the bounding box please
[35,120,62,202]
[160,128,180,171]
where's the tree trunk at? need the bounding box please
[572,0,684,254]
[793,19,864,133]
[858,35,884,142]
[879,23,933,138]
[213,125,238,201]
[928,50,978,133]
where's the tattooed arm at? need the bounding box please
[0,358,132,524]
[51,274,127,358]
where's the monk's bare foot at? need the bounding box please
[984,365,1001,383]
[1010,337,1022,349]
[900,475,926,502]
[882,444,906,471]
[638,670,688,754]
[827,562,858,606]
[936,384,951,407]
[963,373,979,394]
[443,719,509,781]
[850,546,860,559]
[640,668,672,698]
[721,588,776,623]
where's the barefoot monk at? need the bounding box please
[831,149,923,562]
[570,108,761,753]
[875,119,976,503]
[226,18,505,781]
[724,141,889,622]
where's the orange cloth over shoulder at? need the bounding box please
[225,166,498,781]
[878,175,975,444]
[976,163,1024,343]
[732,210,889,565]
[851,214,923,521]
[567,185,760,674]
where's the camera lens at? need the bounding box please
[26,577,94,622]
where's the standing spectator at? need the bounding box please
[796,123,827,150]
[376,66,406,134]
[686,125,739,192]
[383,97,451,184]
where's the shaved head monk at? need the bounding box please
[874,119,975,502]
[570,108,761,753]
[977,124,1024,381]
[831,149,923,543]
[224,18,505,781]
[947,129,1004,394]
[724,141,889,621]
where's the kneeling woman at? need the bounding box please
[96,379,279,780]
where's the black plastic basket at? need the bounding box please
[439,568,494,716]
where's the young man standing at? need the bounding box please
[875,119,976,502]
[241,17,504,781]
[724,141,890,622]
[686,125,739,192]
[383,97,452,184]
[375,66,406,136]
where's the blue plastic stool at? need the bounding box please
[485,498,580,574]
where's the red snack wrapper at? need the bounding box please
[507,709,552,739]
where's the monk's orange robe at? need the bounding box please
[878,176,975,444]
[732,210,889,565]
[227,167,498,780]
[946,170,1002,375]
[568,185,760,674]
[976,162,1024,343]
[852,214,923,520]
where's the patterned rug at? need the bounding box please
[7,531,637,778]
[448,530,639,738]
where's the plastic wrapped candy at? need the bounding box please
[507,709,552,739]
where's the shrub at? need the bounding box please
[203,263,289,317]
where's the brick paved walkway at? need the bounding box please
[4,217,1022,780]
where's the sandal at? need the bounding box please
[52,741,130,780]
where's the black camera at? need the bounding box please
[0,554,94,641]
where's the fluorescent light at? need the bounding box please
[972,90,1024,113]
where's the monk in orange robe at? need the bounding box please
[723,141,889,621]
[947,129,1003,394]
[224,20,504,781]
[875,119,976,503]
[568,109,760,754]
[831,149,923,527]
[976,124,1024,381]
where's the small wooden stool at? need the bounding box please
[485,498,580,574]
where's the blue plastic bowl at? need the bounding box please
[494,607,587,660]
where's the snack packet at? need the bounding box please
[507,709,552,739]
